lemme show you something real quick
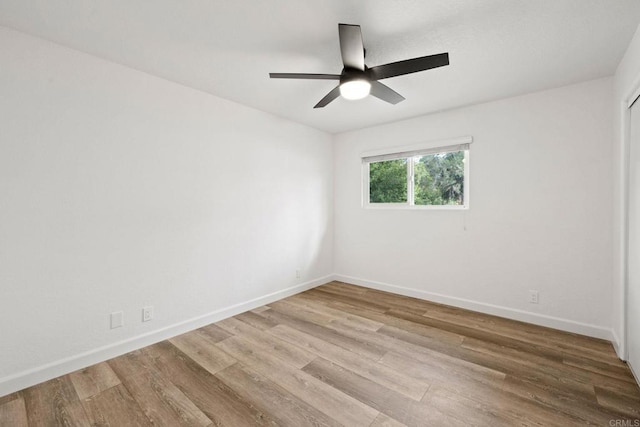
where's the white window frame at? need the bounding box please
[362,136,472,210]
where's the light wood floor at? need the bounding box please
[2,282,639,426]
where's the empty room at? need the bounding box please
[2,1,640,425]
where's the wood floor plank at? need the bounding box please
[563,354,637,383]
[358,283,617,362]
[387,308,569,362]
[269,299,338,326]
[82,384,152,426]
[216,334,379,427]
[215,363,342,427]
[197,323,233,342]
[145,340,276,426]
[360,287,440,312]
[318,281,369,296]
[286,293,384,331]
[307,288,390,313]
[327,301,467,353]
[22,377,90,427]
[311,283,618,367]
[462,335,590,381]
[68,362,121,400]
[369,413,407,427]
[422,382,590,427]
[396,303,620,367]
[319,284,432,316]
[108,352,213,427]
[288,290,386,331]
[421,385,515,427]
[0,396,28,427]
[106,349,158,379]
[327,318,505,389]
[261,303,388,361]
[424,307,619,364]
[460,334,639,400]
[0,392,21,407]
[381,323,600,403]
[215,316,316,368]
[378,350,505,401]
[269,323,430,400]
[169,329,237,375]
[596,382,640,405]
[502,375,630,425]
[303,357,464,427]
[234,310,279,330]
[595,385,640,420]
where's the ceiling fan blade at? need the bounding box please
[339,24,365,70]
[269,73,341,80]
[370,81,405,105]
[314,86,341,108]
[368,52,449,80]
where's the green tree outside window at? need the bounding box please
[414,151,464,205]
[368,151,465,206]
[369,159,407,203]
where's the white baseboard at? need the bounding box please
[629,361,640,388]
[334,274,614,342]
[0,275,334,397]
[611,329,625,360]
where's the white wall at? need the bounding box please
[613,24,640,358]
[334,78,614,339]
[0,27,333,395]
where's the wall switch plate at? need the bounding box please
[142,306,153,322]
[110,311,124,329]
[529,290,539,304]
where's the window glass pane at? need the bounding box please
[414,151,465,205]
[369,159,407,203]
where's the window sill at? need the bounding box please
[363,204,469,210]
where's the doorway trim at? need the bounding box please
[619,72,640,361]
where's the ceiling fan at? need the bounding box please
[269,24,449,108]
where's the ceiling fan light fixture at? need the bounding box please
[339,79,371,100]
[269,24,449,108]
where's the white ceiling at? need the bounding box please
[1,1,640,134]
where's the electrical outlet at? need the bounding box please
[296,269,301,279]
[110,311,123,329]
[142,306,153,322]
[529,290,539,304]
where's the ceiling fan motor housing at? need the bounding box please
[340,68,369,85]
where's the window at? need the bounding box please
[363,137,471,209]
